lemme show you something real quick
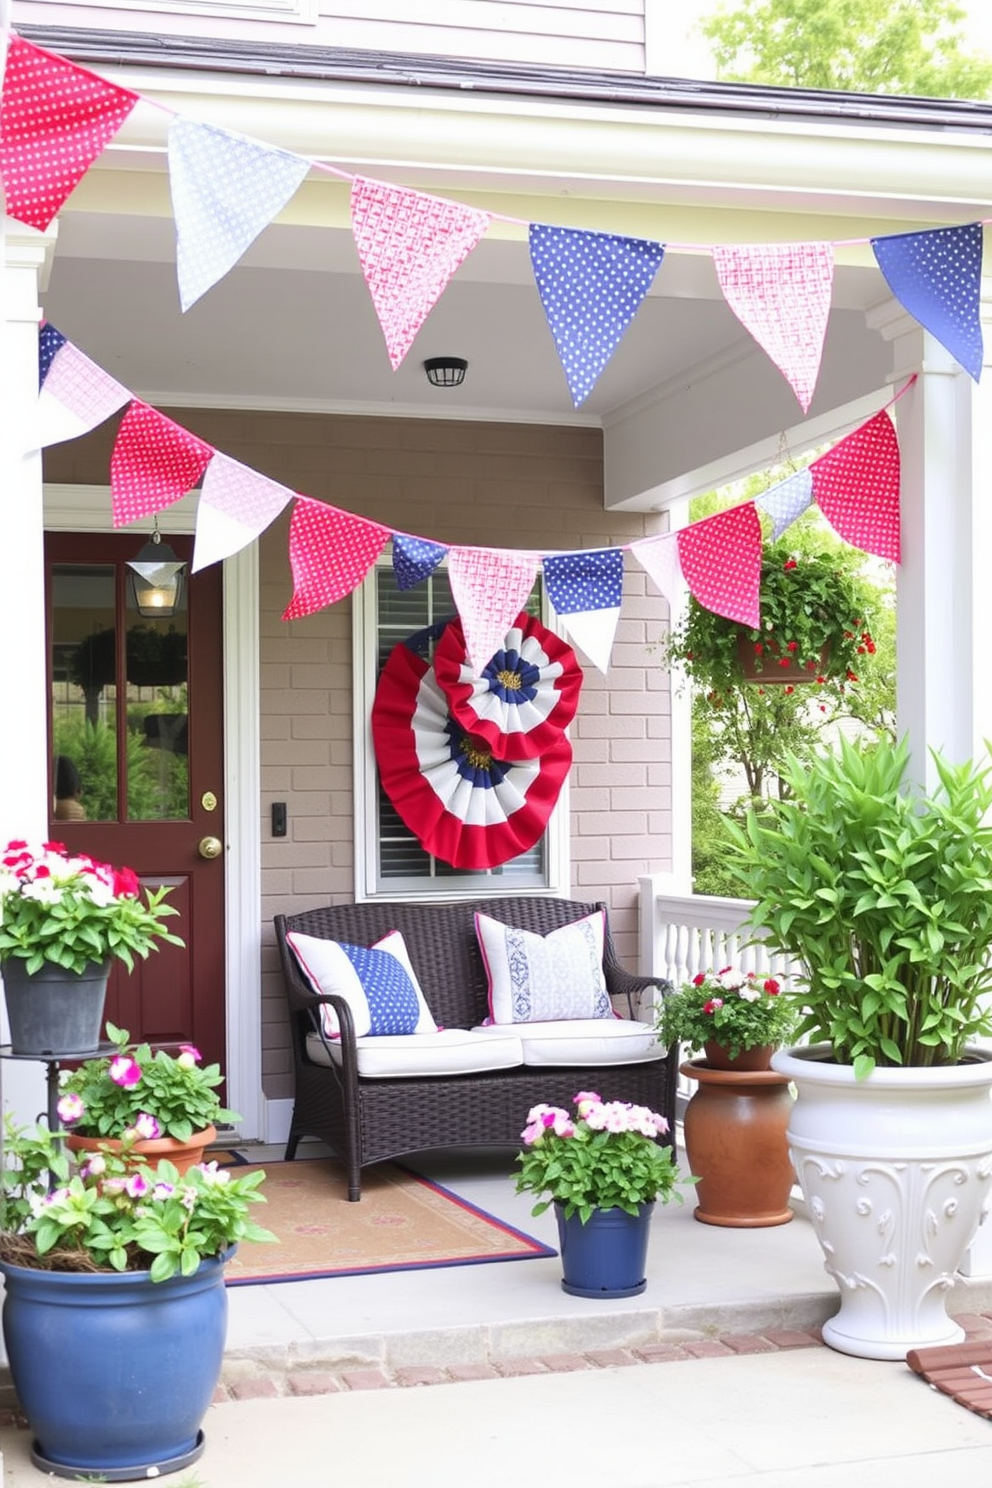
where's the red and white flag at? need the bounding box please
[110,402,213,527]
[193,453,295,572]
[351,177,491,369]
[677,503,763,629]
[282,497,391,620]
[712,242,834,412]
[447,548,538,674]
[811,410,901,562]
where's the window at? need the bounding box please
[353,561,568,900]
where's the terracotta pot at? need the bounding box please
[702,1041,775,1072]
[680,1059,795,1228]
[66,1124,218,1176]
[736,632,827,684]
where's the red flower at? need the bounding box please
[816,675,827,685]
[754,642,763,655]
[763,979,781,995]
[783,560,797,570]
[786,640,798,652]
[113,866,141,899]
[778,657,793,668]
[692,973,706,987]
[784,686,794,695]
[846,670,859,682]
[703,998,724,1014]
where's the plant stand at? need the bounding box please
[681,1058,795,1228]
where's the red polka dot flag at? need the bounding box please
[110,401,213,527]
[0,36,139,232]
[283,496,391,620]
[811,410,901,563]
[677,502,763,629]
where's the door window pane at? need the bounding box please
[51,566,118,823]
[125,597,189,822]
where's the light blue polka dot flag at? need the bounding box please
[529,224,665,407]
[169,118,311,312]
[392,534,448,591]
[543,547,624,674]
[756,468,813,541]
[871,222,984,382]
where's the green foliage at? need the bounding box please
[59,1023,238,1142]
[52,714,189,823]
[514,1095,695,1224]
[656,970,797,1059]
[700,0,992,98]
[722,735,992,1075]
[0,1116,274,1282]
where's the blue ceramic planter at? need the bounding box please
[0,1251,231,1481]
[554,1201,654,1298]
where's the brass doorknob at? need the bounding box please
[197,835,223,860]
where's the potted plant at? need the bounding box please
[515,1091,693,1297]
[665,542,879,697]
[57,1020,238,1170]
[723,734,992,1357]
[0,1116,274,1479]
[655,970,797,1229]
[0,838,182,1056]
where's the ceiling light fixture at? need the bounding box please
[423,356,468,388]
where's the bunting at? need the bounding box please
[810,410,901,563]
[529,225,665,407]
[871,223,984,383]
[392,534,448,591]
[0,36,138,231]
[447,548,539,674]
[283,498,391,620]
[677,504,763,629]
[756,469,814,541]
[38,322,66,386]
[34,330,130,450]
[110,402,213,527]
[350,178,491,369]
[192,453,295,573]
[543,547,625,674]
[169,119,312,312]
[711,242,834,412]
[630,531,686,610]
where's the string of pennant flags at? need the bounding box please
[0,31,987,417]
[35,321,905,675]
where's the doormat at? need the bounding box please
[906,1340,992,1420]
[222,1158,556,1286]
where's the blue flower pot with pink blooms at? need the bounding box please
[554,1201,655,1297]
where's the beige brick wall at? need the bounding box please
[45,410,673,1100]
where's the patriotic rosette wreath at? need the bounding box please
[372,623,572,870]
[433,612,583,761]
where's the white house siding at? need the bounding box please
[11,0,646,71]
[42,411,672,1103]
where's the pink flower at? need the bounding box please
[109,1055,142,1088]
[692,973,706,986]
[125,1173,151,1199]
[703,997,724,1014]
[56,1092,85,1126]
[179,1044,202,1063]
[129,1113,161,1141]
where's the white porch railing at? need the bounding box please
[637,873,801,990]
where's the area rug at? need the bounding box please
[907,1340,992,1420]
[222,1158,556,1286]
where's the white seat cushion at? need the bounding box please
[306,1027,524,1079]
[471,1018,663,1067]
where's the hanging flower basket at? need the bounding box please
[734,632,829,684]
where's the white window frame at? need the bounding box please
[353,559,569,902]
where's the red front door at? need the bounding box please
[45,533,226,1080]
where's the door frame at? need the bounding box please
[43,484,263,1140]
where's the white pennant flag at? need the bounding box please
[32,340,130,450]
[169,118,311,311]
[629,532,686,608]
[193,452,295,572]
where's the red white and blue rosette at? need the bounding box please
[372,633,572,871]
[433,612,582,761]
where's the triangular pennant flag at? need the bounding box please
[447,548,538,673]
[711,242,834,412]
[392,533,448,590]
[872,223,984,382]
[756,468,814,541]
[677,503,763,628]
[543,548,624,674]
[810,410,901,562]
[629,531,686,609]
[0,36,139,230]
[283,498,391,620]
[192,452,295,572]
[169,118,311,312]
[529,224,665,407]
[33,337,131,451]
[39,322,66,387]
[110,402,214,527]
[350,177,491,369]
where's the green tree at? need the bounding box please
[700,0,992,98]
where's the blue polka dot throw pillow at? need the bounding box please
[286,929,438,1038]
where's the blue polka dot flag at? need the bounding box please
[756,468,813,541]
[38,322,66,389]
[529,224,665,407]
[392,533,448,590]
[543,547,624,674]
[871,222,984,382]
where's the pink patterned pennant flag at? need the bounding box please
[712,242,834,412]
[677,504,763,629]
[193,453,295,572]
[811,410,901,562]
[110,402,213,528]
[629,532,686,609]
[283,498,391,620]
[447,548,538,673]
[33,338,130,450]
[0,36,139,231]
[351,177,491,369]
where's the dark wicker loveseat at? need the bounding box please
[274,896,676,1199]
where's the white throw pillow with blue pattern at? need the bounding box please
[286,929,438,1038]
[475,910,612,1023]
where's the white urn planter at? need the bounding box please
[773,1043,992,1361]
